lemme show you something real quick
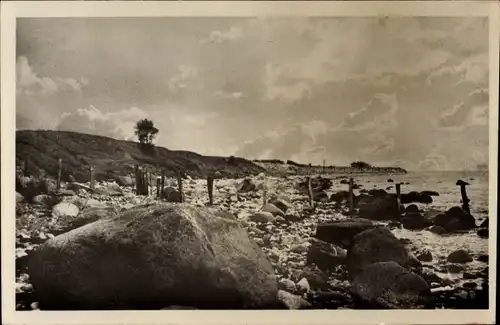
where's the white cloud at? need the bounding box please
[57,105,149,140]
[213,90,244,100]
[427,53,488,86]
[16,56,88,96]
[167,65,197,93]
[199,26,243,44]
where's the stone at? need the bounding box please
[434,206,476,232]
[162,186,181,202]
[417,250,433,262]
[297,265,329,290]
[236,179,256,193]
[351,261,431,309]
[306,238,346,272]
[314,218,375,248]
[28,203,278,309]
[278,278,297,292]
[401,191,433,204]
[116,175,134,187]
[277,290,312,309]
[358,195,401,220]
[347,227,418,277]
[478,255,488,263]
[85,198,107,209]
[405,204,419,214]
[477,228,488,238]
[261,203,285,217]
[283,211,302,223]
[56,207,118,233]
[445,264,464,274]
[479,218,488,228]
[428,225,447,235]
[402,212,431,230]
[95,183,123,197]
[249,211,276,224]
[421,191,439,197]
[32,194,53,206]
[296,278,311,293]
[52,202,79,219]
[447,250,473,264]
[270,198,293,213]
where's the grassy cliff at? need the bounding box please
[16,130,265,182]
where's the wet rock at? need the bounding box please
[277,290,312,309]
[417,250,433,262]
[405,204,419,214]
[477,228,488,238]
[351,261,431,309]
[447,249,473,264]
[249,212,276,224]
[445,264,465,274]
[419,268,443,284]
[348,227,418,277]
[261,203,285,217]
[402,212,431,230]
[314,218,375,248]
[358,195,401,220]
[428,225,447,235]
[236,179,256,193]
[52,202,79,219]
[29,203,278,309]
[401,191,433,204]
[434,206,476,232]
[306,238,347,272]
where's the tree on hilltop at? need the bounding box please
[134,119,159,145]
[350,161,372,169]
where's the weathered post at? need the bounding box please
[323,159,326,175]
[160,170,165,198]
[134,164,140,195]
[262,176,268,207]
[348,177,354,215]
[156,177,161,197]
[207,176,214,205]
[307,176,314,207]
[89,164,95,191]
[177,171,183,203]
[459,183,470,214]
[56,158,62,192]
[396,183,402,213]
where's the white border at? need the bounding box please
[1,1,498,325]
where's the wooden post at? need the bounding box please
[396,183,402,213]
[176,171,183,203]
[322,159,325,175]
[307,177,314,207]
[55,158,62,192]
[134,165,140,195]
[160,171,165,198]
[262,177,268,207]
[460,184,470,214]
[207,176,214,205]
[348,177,354,214]
[156,177,161,197]
[89,164,95,191]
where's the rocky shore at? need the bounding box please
[15,173,489,310]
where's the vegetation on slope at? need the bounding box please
[16,130,265,182]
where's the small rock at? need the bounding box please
[296,278,311,293]
[16,192,24,203]
[478,255,488,263]
[428,225,446,235]
[477,228,488,238]
[248,211,275,223]
[463,282,478,289]
[52,202,79,218]
[417,250,433,262]
[447,250,473,264]
[261,203,285,217]
[278,278,297,292]
[277,290,312,309]
[445,264,465,274]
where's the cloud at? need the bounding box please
[338,93,399,131]
[199,26,243,44]
[57,105,149,140]
[16,56,88,96]
[167,65,198,93]
[438,88,489,130]
[213,90,244,100]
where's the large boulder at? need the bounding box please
[314,218,375,248]
[95,183,123,197]
[433,206,476,232]
[28,203,278,309]
[55,206,118,233]
[401,192,433,204]
[402,212,432,230]
[358,195,401,220]
[347,227,418,277]
[351,261,431,309]
[447,249,473,264]
[116,175,134,187]
[306,238,347,272]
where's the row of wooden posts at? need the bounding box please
[305,176,471,215]
[35,157,471,213]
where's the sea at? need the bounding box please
[326,170,490,286]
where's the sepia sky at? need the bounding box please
[16,17,489,171]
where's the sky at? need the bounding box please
[16,17,490,171]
